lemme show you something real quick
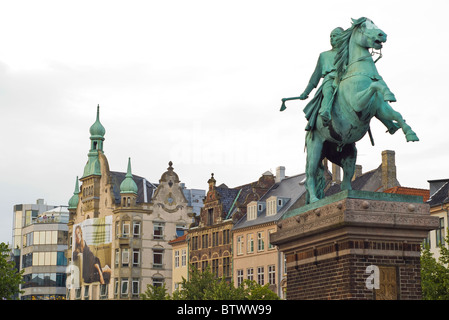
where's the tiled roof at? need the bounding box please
[325,169,377,196]
[215,186,241,218]
[168,233,188,245]
[383,186,430,202]
[232,173,307,231]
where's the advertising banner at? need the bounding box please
[67,216,112,289]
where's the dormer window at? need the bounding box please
[247,202,257,221]
[267,197,277,216]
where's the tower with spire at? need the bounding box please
[66,106,203,300]
[120,158,138,207]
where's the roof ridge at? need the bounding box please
[428,181,449,202]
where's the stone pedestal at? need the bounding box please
[270,190,439,300]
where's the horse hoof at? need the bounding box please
[387,123,400,134]
[406,132,419,142]
[310,196,320,203]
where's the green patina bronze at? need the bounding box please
[281,17,419,204]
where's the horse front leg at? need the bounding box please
[305,133,324,203]
[376,102,419,142]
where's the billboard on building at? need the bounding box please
[67,216,112,289]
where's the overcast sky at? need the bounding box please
[1,0,448,244]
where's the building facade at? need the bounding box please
[188,171,275,281]
[232,168,306,299]
[426,179,449,260]
[66,106,199,299]
[12,202,69,300]
[168,233,188,292]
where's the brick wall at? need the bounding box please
[286,251,422,300]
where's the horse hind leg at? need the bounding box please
[339,143,357,191]
[377,102,419,142]
[325,142,357,192]
[305,132,325,203]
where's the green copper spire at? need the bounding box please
[120,158,138,194]
[82,105,105,178]
[89,104,106,139]
[68,176,80,210]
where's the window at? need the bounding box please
[267,198,276,216]
[32,252,57,266]
[121,278,129,297]
[436,217,445,247]
[268,265,276,285]
[208,208,214,226]
[247,267,254,281]
[202,260,208,272]
[122,248,129,267]
[84,285,89,300]
[32,230,59,245]
[75,287,81,300]
[152,277,164,288]
[153,249,163,268]
[257,266,264,285]
[100,284,108,299]
[257,232,265,251]
[223,257,230,277]
[176,225,186,237]
[423,233,431,248]
[212,259,219,277]
[122,222,130,237]
[247,234,254,253]
[237,269,244,287]
[132,279,140,297]
[132,249,140,267]
[114,279,119,297]
[268,229,275,249]
[133,221,141,237]
[181,249,186,267]
[223,229,230,245]
[247,204,257,221]
[153,222,164,240]
[175,250,180,268]
[191,236,198,250]
[202,234,209,248]
[115,249,120,267]
[212,232,218,247]
[237,236,243,255]
[22,273,66,289]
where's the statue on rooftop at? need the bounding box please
[281,17,419,204]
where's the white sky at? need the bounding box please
[1,0,448,244]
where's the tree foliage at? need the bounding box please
[141,265,279,300]
[421,231,449,300]
[0,243,24,300]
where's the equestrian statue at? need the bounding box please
[280,17,419,204]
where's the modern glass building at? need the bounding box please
[12,201,69,300]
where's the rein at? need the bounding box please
[339,49,383,83]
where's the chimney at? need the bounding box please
[352,165,363,181]
[381,150,397,190]
[276,166,285,183]
[332,163,341,183]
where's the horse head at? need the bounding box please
[352,18,387,50]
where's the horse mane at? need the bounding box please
[334,17,368,82]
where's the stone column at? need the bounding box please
[270,190,438,300]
